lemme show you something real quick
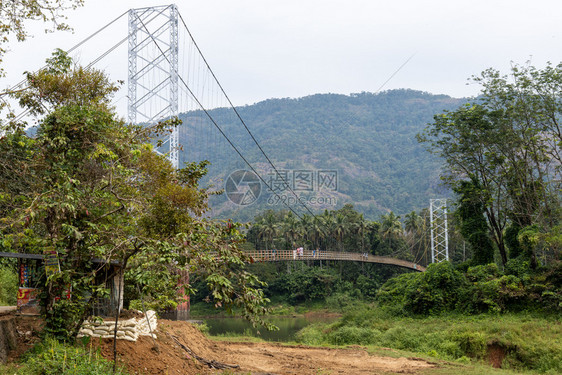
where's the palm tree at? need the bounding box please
[299,214,313,247]
[420,208,432,266]
[356,215,367,253]
[259,212,279,250]
[404,211,422,235]
[380,211,402,247]
[283,212,302,248]
[404,210,423,259]
[309,215,325,249]
[322,210,336,251]
[334,213,348,251]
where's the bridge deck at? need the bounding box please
[247,250,425,272]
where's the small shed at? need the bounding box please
[0,252,123,316]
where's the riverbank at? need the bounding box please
[193,299,561,374]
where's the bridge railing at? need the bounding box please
[246,250,425,271]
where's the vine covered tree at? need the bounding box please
[454,178,495,265]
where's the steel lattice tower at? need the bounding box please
[430,198,449,263]
[128,5,179,169]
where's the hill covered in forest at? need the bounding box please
[178,89,466,221]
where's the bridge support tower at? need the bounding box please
[430,198,449,263]
[128,5,179,169]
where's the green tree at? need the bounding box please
[321,210,336,250]
[299,213,313,247]
[253,210,282,250]
[403,210,431,265]
[356,217,368,253]
[418,104,510,264]
[419,63,562,267]
[0,51,270,340]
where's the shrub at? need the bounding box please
[504,257,532,278]
[14,337,123,374]
[377,262,470,315]
[449,330,487,358]
[376,272,419,315]
[466,264,500,282]
[378,260,561,315]
[295,324,325,345]
[324,292,356,311]
[380,326,422,350]
[337,305,379,328]
[0,264,18,305]
[327,326,381,346]
[403,262,468,315]
[355,274,380,299]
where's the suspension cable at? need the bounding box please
[177,13,317,219]
[133,15,306,220]
[6,10,129,92]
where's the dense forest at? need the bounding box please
[176,90,465,221]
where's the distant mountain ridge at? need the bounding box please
[177,89,466,221]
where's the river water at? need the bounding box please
[203,315,338,342]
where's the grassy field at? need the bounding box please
[297,309,561,374]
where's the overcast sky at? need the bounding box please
[4,0,562,113]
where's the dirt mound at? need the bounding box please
[91,320,436,375]
[92,320,220,375]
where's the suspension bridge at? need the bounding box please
[5,4,444,270]
[247,250,425,271]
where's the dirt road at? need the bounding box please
[93,320,436,375]
[212,341,434,375]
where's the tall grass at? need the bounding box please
[0,337,123,375]
[296,305,562,374]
